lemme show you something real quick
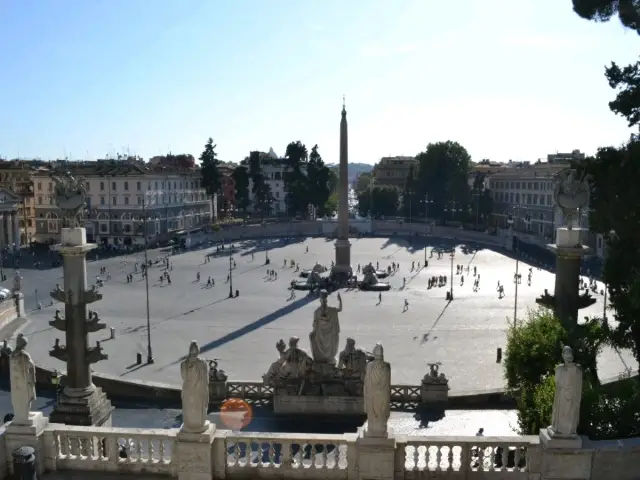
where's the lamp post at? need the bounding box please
[422,194,433,262]
[407,190,413,225]
[228,249,234,298]
[449,249,455,300]
[508,205,526,327]
[444,200,459,225]
[141,197,153,364]
[472,187,482,231]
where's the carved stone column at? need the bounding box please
[48,227,113,426]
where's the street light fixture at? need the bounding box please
[449,249,455,301]
[140,197,153,364]
[228,249,234,298]
[508,205,527,327]
[421,194,434,262]
[444,200,460,224]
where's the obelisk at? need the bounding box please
[332,97,352,281]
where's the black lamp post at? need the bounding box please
[140,198,153,364]
[228,249,234,298]
[422,194,433,262]
[449,249,455,300]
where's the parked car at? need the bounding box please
[0,287,12,302]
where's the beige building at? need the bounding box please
[0,160,37,245]
[372,156,417,188]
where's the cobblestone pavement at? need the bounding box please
[12,237,637,395]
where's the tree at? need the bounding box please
[572,0,640,34]
[415,141,472,223]
[306,145,332,217]
[199,138,221,198]
[283,141,309,217]
[232,165,250,213]
[357,186,399,218]
[248,151,272,217]
[354,172,373,196]
[324,192,339,217]
[401,165,419,220]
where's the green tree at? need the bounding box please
[401,165,419,221]
[572,0,640,34]
[357,186,399,218]
[415,141,472,223]
[283,141,309,217]
[354,172,373,196]
[232,165,250,213]
[248,151,272,217]
[199,138,221,198]
[324,192,339,217]
[306,145,332,217]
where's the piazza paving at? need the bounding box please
[16,236,638,395]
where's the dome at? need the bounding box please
[267,147,278,159]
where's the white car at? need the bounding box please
[0,287,11,302]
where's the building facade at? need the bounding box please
[243,148,293,215]
[0,160,37,245]
[33,160,212,246]
[372,156,418,188]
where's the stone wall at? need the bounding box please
[0,298,18,333]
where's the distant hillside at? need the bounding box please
[327,162,373,183]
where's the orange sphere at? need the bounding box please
[220,398,253,430]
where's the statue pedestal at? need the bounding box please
[420,379,449,404]
[5,412,49,478]
[356,428,396,480]
[208,380,227,404]
[175,423,216,480]
[539,427,582,449]
[13,292,24,318]
[50,386,114,427]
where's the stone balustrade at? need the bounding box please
[2,417,638,479]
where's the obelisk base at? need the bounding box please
[50,386,114,427]
[332,239,352,284]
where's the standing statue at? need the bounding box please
[12,270,22,293]
[50,171,87,228]
[549,346,583,437]
[363,343,391,437]
[554,169,589,230]
[10,334,36,423]
[180,341,210,433]
[310,290,342,364]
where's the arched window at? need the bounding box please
[46,212,59,233]
[121,212,132,221]
[97,213,109,221]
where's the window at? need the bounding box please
[112,196,117,206]
[37,182,42,191]
[100,224,108,233]
[510,193,514,203]
[124,181,129,191]
[547,194,552,205]
[49,197,53,205]
[124,197,129,205]
[137,181,141,191]
[155,181,158,189]
[540,195,545,206]
[533,182,539,190]
[100,197,105,205]
[38,197,42,205]
[527,182,532,189]
[48,182,53,192]
[526,194,531,204]
[533,194,538,205]
[124,224,131,233]
[276,192,280,198]
[112,181,116,191]
[510,182,514,189]
[100,181,105,191]
[515,193,520,203]
[137,196,143,205]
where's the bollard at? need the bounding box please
[12,445,37,480]
[236,289,239,298]
[496,348,502,363]
[136,352,142,365]
[110,327,116,340]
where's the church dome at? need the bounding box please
[267,148,278,159]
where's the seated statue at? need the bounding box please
[307,270,322,285]
[311,262,328,274]
[263,339,287,386]
[280,337,313,381]
[338,338,372,381]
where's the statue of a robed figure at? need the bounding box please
[180,341,210,433]
[363,343,391,437]
[10,334,36,424]
[310,290,342,364]
[549,346,583,437]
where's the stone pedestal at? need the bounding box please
[49,227,113,427]
[174,423,216,480]
[539,428,591,480]
[274,391,364,415]
[356,428,396,480]
[4,412,49,477]
[546,228,592,328]
[420,379,449,404]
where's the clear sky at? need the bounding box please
[0,0,637,165]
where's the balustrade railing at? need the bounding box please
[390,385,421,403]
[226,381,274,399]
[225,431,355,479]
[46,425,176,475]
[399,436,535,478]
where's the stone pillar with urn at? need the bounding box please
[47,172,114,427]
[536,169,595,330]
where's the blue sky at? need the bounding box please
[0,0,637,165]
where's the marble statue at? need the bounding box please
[338,337,372,380]
[282,336,312,379]
[310,290,342,364]
[10,334,36,423]
[423,362,448,385]
[549,346,583,437]
[12,271,22,293]
[554,169,589,230]
[263,339,287,386]
[50,171,87,227]
[363,343,391,437]
[180,341,210,433]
